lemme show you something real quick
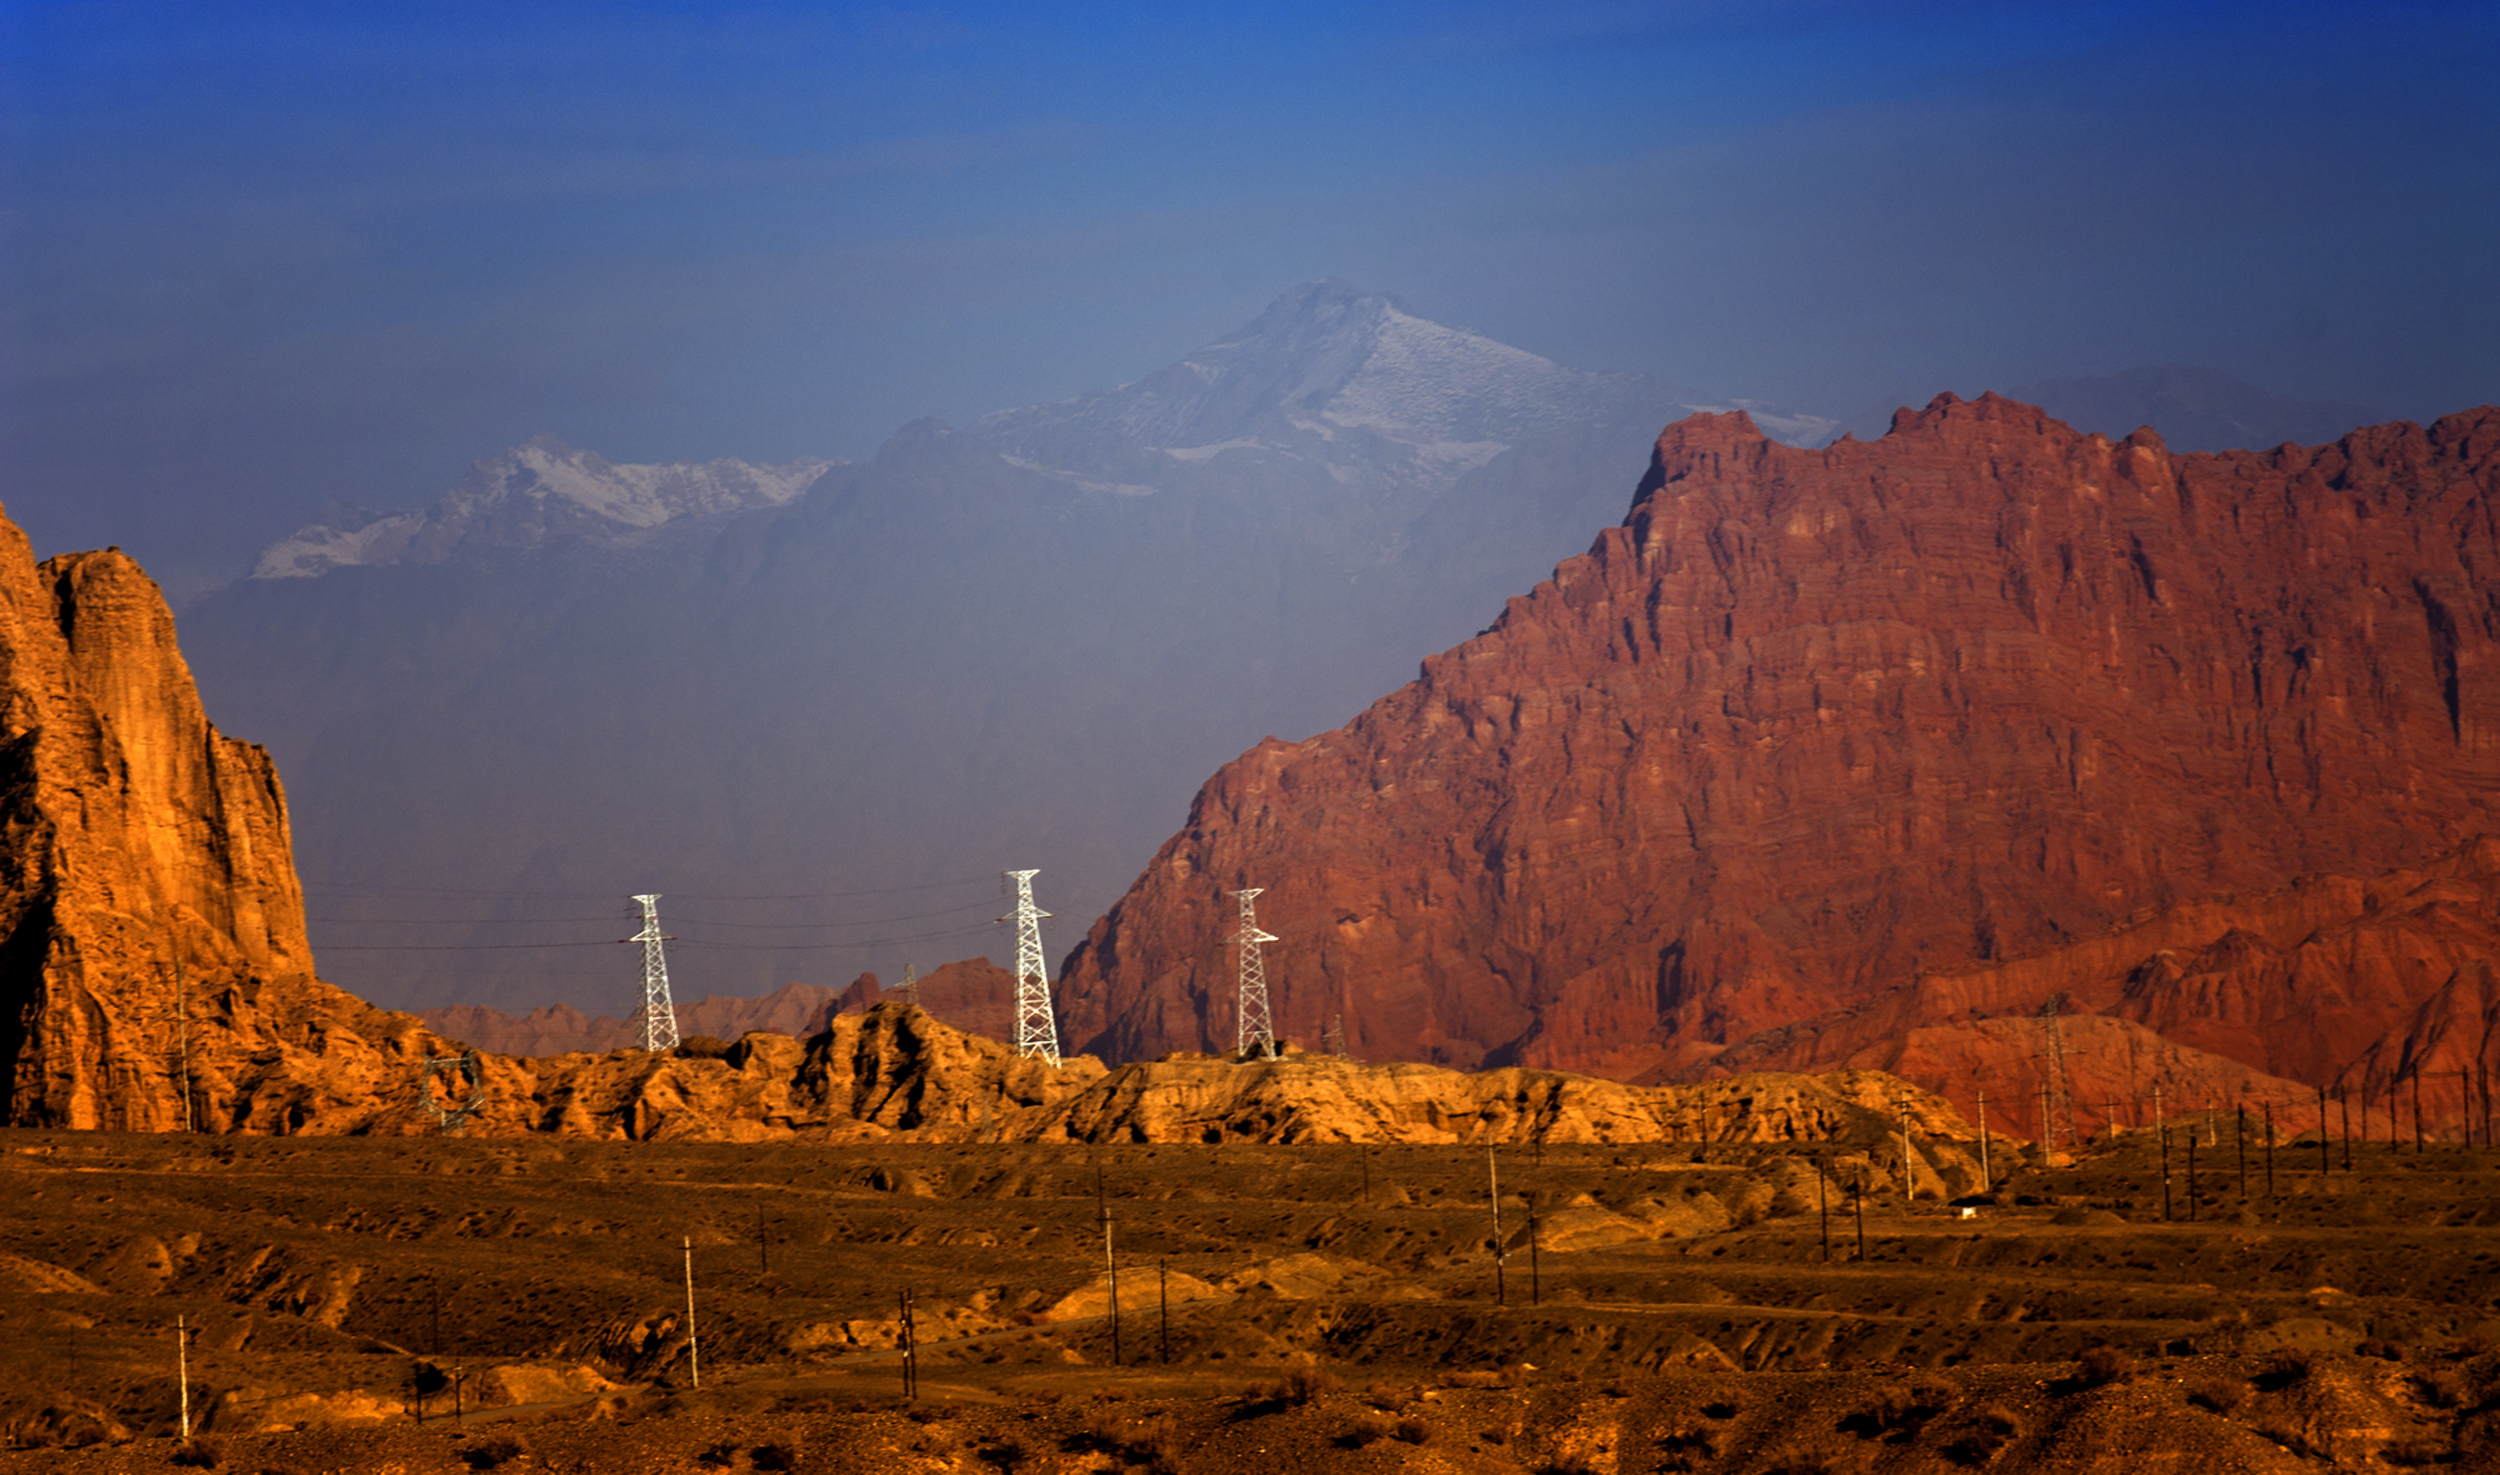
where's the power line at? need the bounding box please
[310,898,1001,930]
[300,875,1000,902]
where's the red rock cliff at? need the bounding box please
[1054,395,2500,1081]
[0,510,426,1128]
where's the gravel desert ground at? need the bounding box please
[4,1118,2495,1472]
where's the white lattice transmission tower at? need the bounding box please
[629,894,681,1052]
[1230,888,1279,1061]
[1004,869,1060,1067]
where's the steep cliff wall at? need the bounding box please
[1054,396,2500,1083]
[0,513,345,1126]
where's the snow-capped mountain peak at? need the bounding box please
[967,280,1835,480]
[252,436,833,579]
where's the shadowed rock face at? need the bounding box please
[1053,395,2500,1084]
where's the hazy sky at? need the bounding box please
[4,0,2494,596]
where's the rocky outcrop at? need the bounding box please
[0,512,404,1127]
[830,957,1023,1044]
[1054,397,2500,1086]
[422,979,848,1057]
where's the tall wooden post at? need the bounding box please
[2263,1101,2276,1198]
[683,1236,700,1390]
[1105,1218,1121,1367]
[2318,1083,2332,1172]
[1975,1091,1991,1189]
[1488,1144,1505,1307]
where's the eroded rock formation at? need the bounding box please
[0,513,431,1129]
[1054,397,2500,1090]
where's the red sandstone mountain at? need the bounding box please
[1055,395,2500,1099]
[0,505,1985,1153]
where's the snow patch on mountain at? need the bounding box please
[967,280,1837,483]
[254,435,833,578]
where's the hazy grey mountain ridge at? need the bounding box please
[182,281,1834,1017]
[1836,364,2382,452]
[253,436,835,578]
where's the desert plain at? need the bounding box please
[3,1071,2496,1474]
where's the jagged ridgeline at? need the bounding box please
[0,505,1975,1150]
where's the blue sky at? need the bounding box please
[3,0,2494,594]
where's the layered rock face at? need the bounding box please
[1713,837,2500,1135]
[1054,396,2500,1086]
[0,510,434,1128]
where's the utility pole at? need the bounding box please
[2340,1085,2352,1170]
[1488,1144,1505,1306]
[630,896,681,1052]
[1003,870,1060,1067]
[682,1235,700,1390]
[177,1315,190,1438]
[1229,888,1280,1061]
[2263,1101,2276,1197]
[1975,1090,1991,1190]
[1104,1218,1121,1367]
[2034,997,2079,1148]
[2160,1123,2173,1222]
[900,1290,917,1400]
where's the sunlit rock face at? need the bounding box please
[1057,397,2500,1090]
[0,510,342,1127]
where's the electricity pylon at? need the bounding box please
[1230,888,1279,1061]
[1004,870,1059,1067]
[2036,994,2079,1148]
[629,894,681,1052]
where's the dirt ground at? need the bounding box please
[2,1124,2496,1472]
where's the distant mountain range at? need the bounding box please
[253,437,832,580]
[183,281,1836,1016]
